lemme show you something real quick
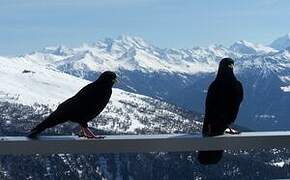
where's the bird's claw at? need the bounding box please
[79,128,105,139]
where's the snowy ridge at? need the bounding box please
[21,34,290,79]
[19,34,290,92]
[270,33,290,50]
[230,40,277,55]
[26,35,238,75]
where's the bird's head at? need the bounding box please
[98,71,117,86]
[219,58,234,70]
[216,58,236,81]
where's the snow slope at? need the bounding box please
[0,56,88,106]
[0,56,201,133]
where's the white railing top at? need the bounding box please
[1,131,290,155]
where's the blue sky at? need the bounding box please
[0,0,290,55]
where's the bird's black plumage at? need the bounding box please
[198,58,243,165]
[28,71,117,138]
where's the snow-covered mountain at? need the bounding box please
[230,40,277,54]
[27,35,283,76]
[27,35,236,75]
[0,55,201,133]
[3,33,290,131]
[270,33,290,50]
[17,34,290,130]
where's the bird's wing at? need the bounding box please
[204,82,218,123]
[237,81,244,103]
[53,83,95,118]
[74,83,95,99]
[228,81,244,123]
[203,81,230,135]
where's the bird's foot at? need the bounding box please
[80,127,105,139]
[225,127,240,135]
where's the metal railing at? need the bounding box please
[1,131,290,155]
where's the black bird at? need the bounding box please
[198,58,243,165]
[28,71,117,139]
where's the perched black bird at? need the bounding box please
[28,71,117,139]
[198,58,243,165]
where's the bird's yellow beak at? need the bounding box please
[228,64,234,69]
[112,78,118,84]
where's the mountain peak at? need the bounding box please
[42,45,73,56]
[99,35,151,54]
[230,40,256,53]
[230,40,276,54]
[270,33,290,50]
[115,35,150,49]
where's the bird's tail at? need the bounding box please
[197,150,224,165]
[28,112,64,138]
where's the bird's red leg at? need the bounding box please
[81,126,104,139]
